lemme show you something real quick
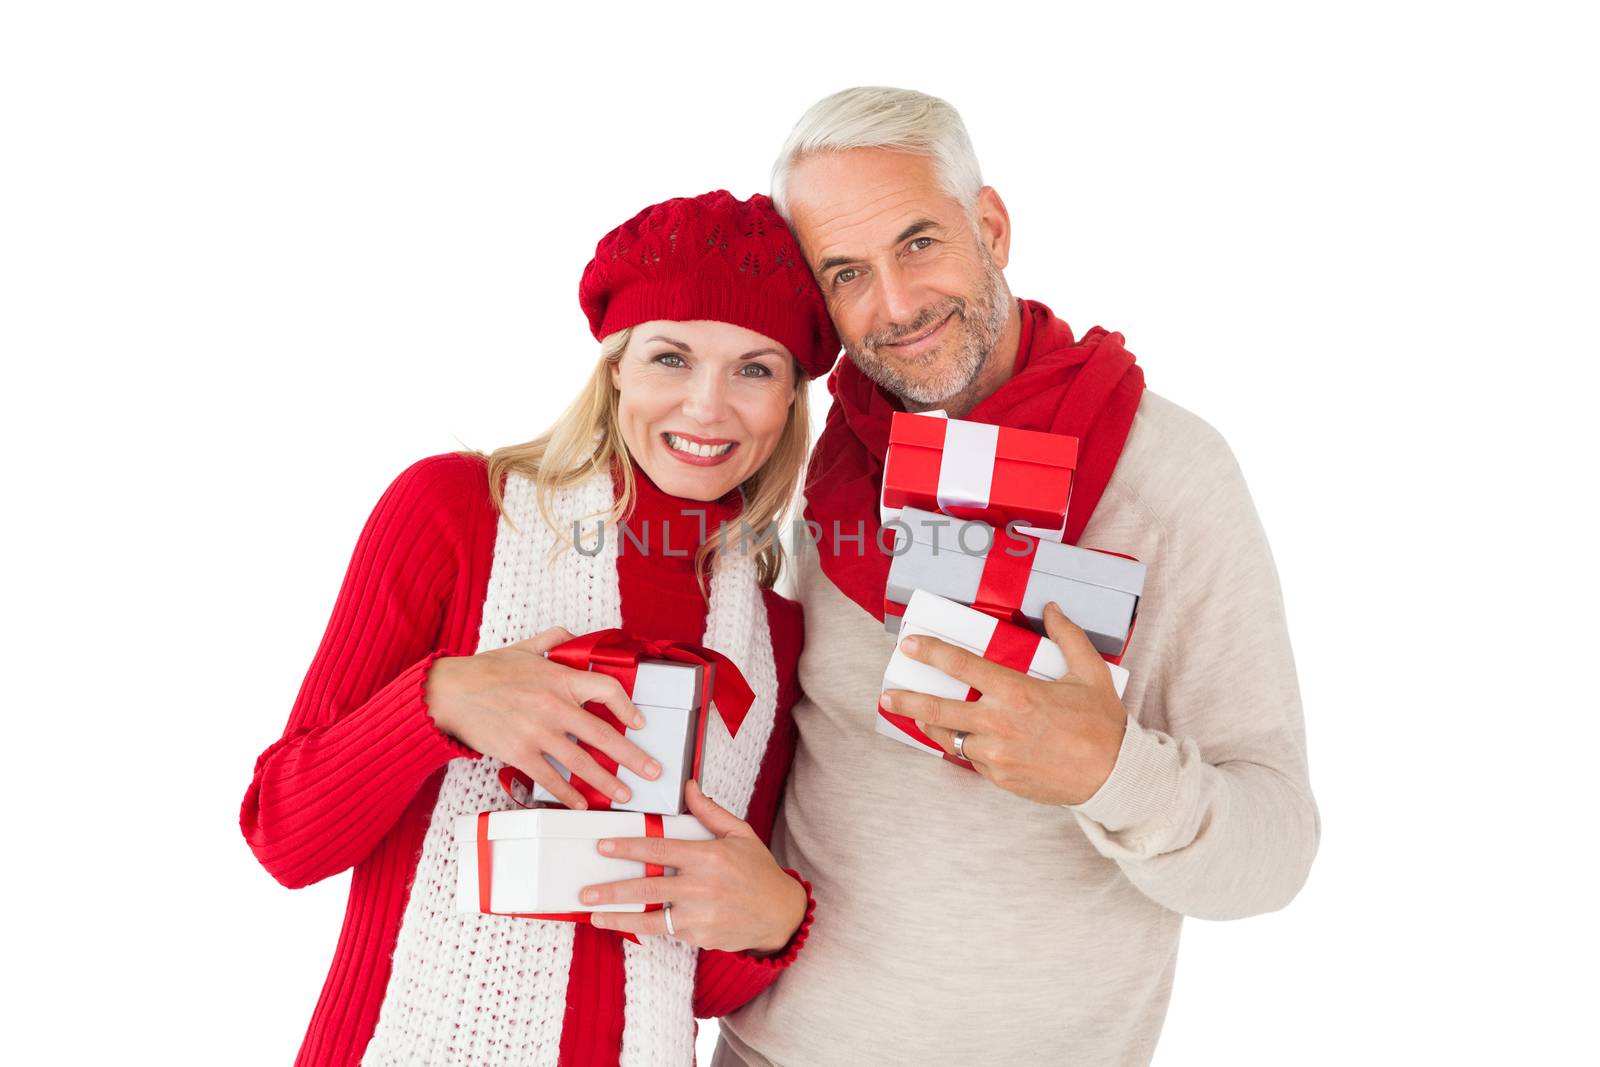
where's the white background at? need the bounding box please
[4,2,1595,1063]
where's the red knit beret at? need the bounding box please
[578,190,840,379]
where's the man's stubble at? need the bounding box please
[842,241,1012,410]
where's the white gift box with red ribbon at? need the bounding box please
[882,507,1145,661]
[525,629,755,816]
[532,660,702,815]
[877,589,1128,771]
[456,808,713,916]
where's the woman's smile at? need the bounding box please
[662,430,740,466]
[611,318,796,499]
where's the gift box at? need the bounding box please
[883,507,1145,661]
[530,630,754,816]
[533,659,702,815]
[456,807,713,916]
[877,589,1129,771]
[880,410,1078,541]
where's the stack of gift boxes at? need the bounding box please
[459,408,1153,915]
[874,410,1148,771]
[456,632,750,926]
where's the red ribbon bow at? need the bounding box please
[547,629,755,733]
[532,629,755,809]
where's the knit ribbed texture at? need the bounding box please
[240,453,813,1067]
[241,455,491,1067]
[362,465,780,1067]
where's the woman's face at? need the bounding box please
[610,319,798,502]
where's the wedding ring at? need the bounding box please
[663,903,676,938]
[952,730,972,761]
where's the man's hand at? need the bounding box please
[879,601,1129,806]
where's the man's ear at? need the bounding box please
[974,186,1012,270]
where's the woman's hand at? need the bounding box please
[580,780,808,955]
[425,626,662,809]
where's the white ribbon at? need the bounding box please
[878,410,1067,542]
[934,419,999,513]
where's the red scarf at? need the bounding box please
[802,298,1146,621]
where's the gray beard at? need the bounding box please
[844,248,1012,407]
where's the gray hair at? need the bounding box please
[769,87,984,222]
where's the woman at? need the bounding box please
[240,190,840,1066]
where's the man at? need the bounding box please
[716,87,1320,1065]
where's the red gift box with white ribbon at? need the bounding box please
[529,629,754,815]
[877,590,1128,771]
[879,410,1079,542]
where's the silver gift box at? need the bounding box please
[884,507,1146,658]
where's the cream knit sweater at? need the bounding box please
[719,390,1320,1066]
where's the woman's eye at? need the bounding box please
[652,352,687,368]
[739,363,773,378]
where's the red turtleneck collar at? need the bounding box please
[610,456,745,580]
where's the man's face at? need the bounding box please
[784,148,1012,406]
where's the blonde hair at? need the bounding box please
[468,327,810,593]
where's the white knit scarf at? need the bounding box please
[363,466,780,1066]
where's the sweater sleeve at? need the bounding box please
[693,594,817,1019]
[1065,437,1321,921]
[239,455,484,889]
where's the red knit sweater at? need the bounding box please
[240,452,815,1066]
